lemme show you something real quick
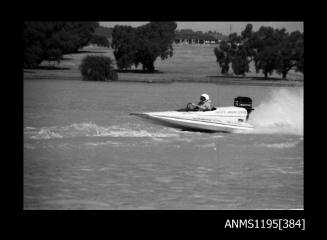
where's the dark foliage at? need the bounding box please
[174,29,223,43]
[111,22,177,72]
[24,22,99,68]
[231,46,250,76]
[214,43,230,74]
[214,23,304,79]
[275,30,304,78]
[79,55,118,81]
[90,35,110,47]
[94,26,113,39]
[111,26,137,70]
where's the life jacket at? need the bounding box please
[198,99,212,110]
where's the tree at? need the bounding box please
[255,46,279,79]
[111,25,137,70]
[213,23,304,80]
[274,30,295,79]
[24,22,47,68]
[222,26,255,76]
[231,45,250,76]
[214,40,230,74]
[134,22,176,72]
[111,22,177,72]
[251,26,281,79]
[214,35,250,76]
[79,55,117,81]
[292,31,304,74]
[62,22,99,53]
[228,32,242,49]
[214,27,255,76]
[241,24,257,61]
[94,26,113,39]
[241,23,253,40]
[249,26,304,80]
[24,22,99,68]
[90,35,110,47]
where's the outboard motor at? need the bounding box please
[234,96,254,120]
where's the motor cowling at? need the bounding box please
[234,96,254,120]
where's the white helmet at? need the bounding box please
[201,93,209,101]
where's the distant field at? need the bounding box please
[24,44,303,86]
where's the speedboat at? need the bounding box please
[130,96,254,133]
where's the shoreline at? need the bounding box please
[125,77,303,86]
[23,72,303,87]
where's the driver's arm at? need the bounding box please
[197,102,211,111]
[194,104,206,111]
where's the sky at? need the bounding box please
[99,22,303,35]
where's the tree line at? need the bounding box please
[174,29,225,44]
[24,22,99,68]
[214,24,304,79]
[24,22,177,73]
[24,22,303,81]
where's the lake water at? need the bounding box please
[24,80,303,209]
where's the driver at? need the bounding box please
[192,93,212,111]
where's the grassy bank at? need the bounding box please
[24,45,304,87]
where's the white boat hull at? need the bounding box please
[131,107,254,133]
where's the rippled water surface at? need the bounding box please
[24,80,303,209]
